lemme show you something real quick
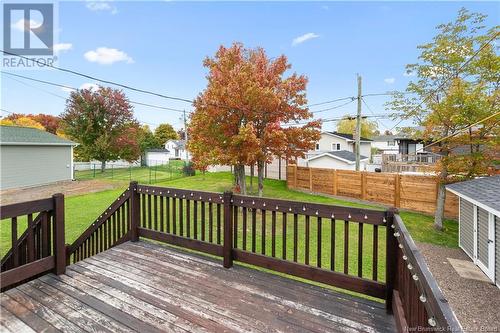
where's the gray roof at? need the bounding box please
[312,150,368,162]
[0,125,76,146]
[326,131,372,142]
[447,176,500,213]
[166,139,186,149]
[146,148,170,153]
[372,135,397,141]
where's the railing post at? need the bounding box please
[52,193,66,275]
[385,207,397,313]
[129,181,140,242]
[223,191,233,268]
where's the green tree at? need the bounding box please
[387,8,499,230]
[137,125,161,165]
[61,87,140,171]
[154,123,178,145]
[336,116,379,138]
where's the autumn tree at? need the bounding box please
[387,8,499,230]
[154,123,179,145]
[137,125,161,165]
[336,116,379,138]
[4,113,61,133]
[61,87,140,171]
[189,43,320,195]
[0,116,45,130]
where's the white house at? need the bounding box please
[145,139,190,166]
[371,135,399,155]
[303,132,372,170]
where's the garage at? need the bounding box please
[0,126,77,189]
[447,176,500,288]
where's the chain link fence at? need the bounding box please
[74,160,188,184]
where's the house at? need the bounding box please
[372,134,399,155]
[144,139,190,166]
[446,176,500,287]
[0,125,77,189]
[307,150,369,170]
[303,131,372,170]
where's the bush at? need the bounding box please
[182,162,196,176]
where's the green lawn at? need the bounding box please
[0,171,458,267]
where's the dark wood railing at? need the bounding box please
[66,187,132,264]
[0,182,462,332]
[390,214,462,332]
[0,194,65,290]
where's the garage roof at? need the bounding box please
[446,176,500,215]
[308,150,368,164]
[0,125,76,146]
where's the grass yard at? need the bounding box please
[74,160,186,184]
[0,172,458,264]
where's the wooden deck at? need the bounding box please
[1,241,395,333]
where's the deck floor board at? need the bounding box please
[1,241,395,333]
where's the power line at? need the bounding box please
[311,99,356,114]
[1,50,194,104]
[387,31,499,132]
[307,96,355,108]
[361,97,391,131]
[1,71,186,113]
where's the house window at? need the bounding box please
[332,143,341,151]
[315,143,320,150]
[387,141,395,146]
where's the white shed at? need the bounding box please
[307,151,368,171]
[447,176,500,287]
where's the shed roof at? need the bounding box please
[324,132,372,142]
[446,176,500,214]
[0,126,76,146]
[308,150,368,164]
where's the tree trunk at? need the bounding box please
[101,160,106,173]
[250,164,254,193]
[434,166,448,231]
[257,160,264,197]
[238,164,246,195]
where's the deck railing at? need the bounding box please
[0,194,65,290]
[0,182,463,332]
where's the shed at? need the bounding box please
[307,150,368,171]
[0,126,77,189]
[447,176,500,287]
[145,148,170,166]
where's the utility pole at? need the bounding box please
[183,109,189,163]
[355,74,362,171]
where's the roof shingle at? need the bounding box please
[0,126,76,146]
[446,176,500,213]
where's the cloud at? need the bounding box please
[84,47,133,65]
[53,43,73,54]
[292,33,320,46]
[86,1,117,14]
[12,18,41,32]
[61,82,99,93]
[384,77,396,84]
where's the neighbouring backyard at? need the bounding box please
[0,172,458,262]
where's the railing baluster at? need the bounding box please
[179,198,184,236]
[217,203,221,245]
[358,223,363,278]
[242,207,248,250]
[373,224,378,280]
[160,197,164,232]
[41,212,48,258]
[282,212,287,260]
[194,201,198,239]
[305,215,310,265]
[251,208,257,253]
[344,220,349,274]
[154,195,158,231]
[186,200,191,238]
[232,205,237,248]
[117,208,121,240]
[172,198,177,235]
[112,212,117,244]
[317,217,322,268]
[11,217,18,268]
[293,214,298,262]
[261,210,266,255]
[209,202,213,243]
[147,194,152,229]
[271,211,276,257]
[330,219,336,271]
[27,214,34,263]
[201,202,206,241]
[141,193,146,228]
[166,196,171,233]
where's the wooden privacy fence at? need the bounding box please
[287,165,459,218]
[0,182,462,332]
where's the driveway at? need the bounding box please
[0,180,122,205]
[417,242,500,332]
